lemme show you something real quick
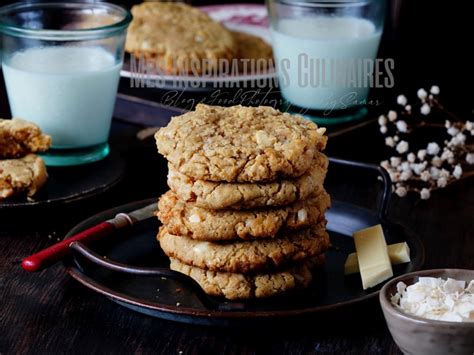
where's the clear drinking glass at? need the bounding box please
[267,0,386,125]
[0,2,132,166]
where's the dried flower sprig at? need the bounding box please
[378,86,473,199]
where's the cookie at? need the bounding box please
[0,154,48,200]
[157,189,330,241]
[0,118,51,159]
[232,31,274,73]
[170,255,325,300]
[167,152,328,210]
[125,3,235,74]
[155,104,327,183]
[157,223,330,274]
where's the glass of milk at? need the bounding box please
[267,0,386,125]
[0,2,132,166]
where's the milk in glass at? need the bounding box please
[271,17,382,110]
[3,46,121,148]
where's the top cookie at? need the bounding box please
[125,3,235,74]
[155,104,327,182]
[0,118,51,159]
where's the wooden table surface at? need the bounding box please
[1,1,472,354]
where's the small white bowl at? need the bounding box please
[379,269,474,355]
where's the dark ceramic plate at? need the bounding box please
[64,159,424,326]
[0,152,125,210]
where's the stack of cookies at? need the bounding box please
[0,119,51,200]
[155,104,330,300]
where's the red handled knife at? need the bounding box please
[22,202,157,272]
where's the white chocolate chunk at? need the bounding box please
[255,130,275,148]
[344,242,411,275]
[192,242,209,254]
[344,253,359,275]
[353,224,393,289]
[188,214,201,223]
[388,242,411,264]
[297,208,307,222]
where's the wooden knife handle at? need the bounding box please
[22,222,116,272]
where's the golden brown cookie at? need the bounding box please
[0,154,48,200]
[125,3,235,74]
[169,255,325,300]
[0,118,51,159]
[155,104,327,183]
[232,30,274,73]
[166,152,328,210]
[157,223,330,274]
[157,189,330,241]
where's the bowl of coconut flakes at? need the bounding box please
[380,269,474,355]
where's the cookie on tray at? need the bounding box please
[0,118,51,159]
[157,223,330,274]
[125,3,235,75]
[0,154,48,200]
[166,152,328,210]
[155,104,327,183]
[157,189,330,241]
[170,255,325,300]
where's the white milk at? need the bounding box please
[271,17,381,110]
[3,46,121,148]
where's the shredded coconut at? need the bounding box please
[391,277,474,322]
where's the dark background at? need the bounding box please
[1,1,472,354]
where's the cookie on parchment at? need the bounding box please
[155,104,327,183]
[0,118,51,159]
[157,223,330,274]
[170,255,325,300]
[157,189,330,241]
[125,3,235,75]
[166,152,328,210]
[0,154,48,200]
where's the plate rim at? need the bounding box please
[64,198,425,321]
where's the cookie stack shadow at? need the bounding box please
[154,104,330,300]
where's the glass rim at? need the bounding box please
[276,0,372,8]
[0,2,132,40]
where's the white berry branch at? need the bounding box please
[378,86,473,200]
